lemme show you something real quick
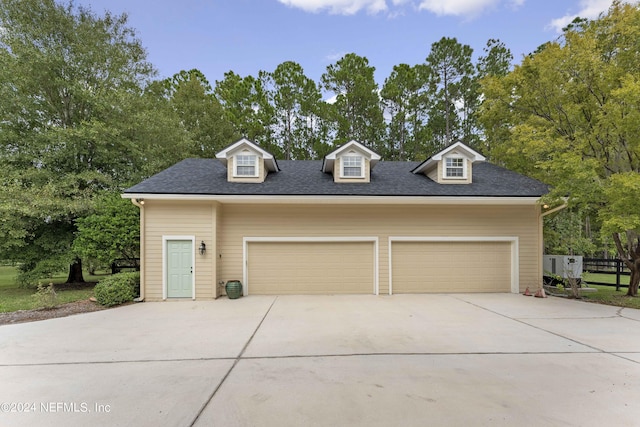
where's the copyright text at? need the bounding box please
[1,402,111,413]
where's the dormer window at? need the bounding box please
[342,155,364,178]
[216,138,279,183]
[235,154,258,177]
[321,140,381,183]
[445,157,465,178]
[411,141,485,184]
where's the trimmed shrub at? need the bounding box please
[95,272,139,307]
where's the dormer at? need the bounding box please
[321,140,381,183]
[411,141,486,184]
[216,138,279,183]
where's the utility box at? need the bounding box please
[543,255,583,281]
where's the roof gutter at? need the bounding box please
[121,193,543,206]
[130,198,145,302]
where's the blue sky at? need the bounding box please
[78,0,626,88]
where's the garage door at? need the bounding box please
[391,241,512,293]
[247,241,375,295]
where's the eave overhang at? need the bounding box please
[122,193,542,205]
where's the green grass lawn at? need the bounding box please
[0,266,105,313]
[578,284,640,309]
[580,272,640,309]
[582,272,630,286]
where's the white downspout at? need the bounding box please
[131,198,145,302]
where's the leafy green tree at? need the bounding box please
[380,63,432,160]
[457,74,481,149]
[477,39,513,79]
[544,208,597,256]
[122,83,193,178]
[601,173,640,295]
[0,0,155,284]
[160,69,237,157]
[479,1,640,295]
[466,39,514,152]
[426,37,474,147]
[214,71,275,152]
[476,39,514,157]
[73,193,140,268]
[264,61,328,159]
[321,53,385,151]
[254,70,278,153]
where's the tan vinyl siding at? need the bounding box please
[218,203,541,295]
[392,241,511,293]
[143,201,217,301]
[247,242,374,294]
[426,166,438,182]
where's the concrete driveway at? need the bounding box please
[1,294,639,426]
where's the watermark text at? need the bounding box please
[1,401,111,414]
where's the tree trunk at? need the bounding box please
[628,262,640,297]
[612,232,639,297]
[66,258,85,284]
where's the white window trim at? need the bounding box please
[388,236,519,295]
[443,156,467,180]
[162,235,196,300]
[340,155,365,178]
[243,236,379,296]
[234,154,259,178]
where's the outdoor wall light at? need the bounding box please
[199,241,206,255]
[137,198,145,205]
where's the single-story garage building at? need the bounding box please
[122,138,550,300]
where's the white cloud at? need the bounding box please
[278,0,388,15]
[417,0,500,17]
[548,0,630,33]
[278,0,522,16]
[324,93,338,104]
[325,51,349,61]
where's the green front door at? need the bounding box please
[167,240,193,298]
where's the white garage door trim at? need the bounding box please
[388,236,519,295]
[243,237,379,296]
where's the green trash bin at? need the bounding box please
[225,280,243,299]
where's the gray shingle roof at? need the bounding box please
[124,159,549,197]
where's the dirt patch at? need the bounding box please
[0,299,108,326]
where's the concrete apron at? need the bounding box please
[0,294,639,427]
